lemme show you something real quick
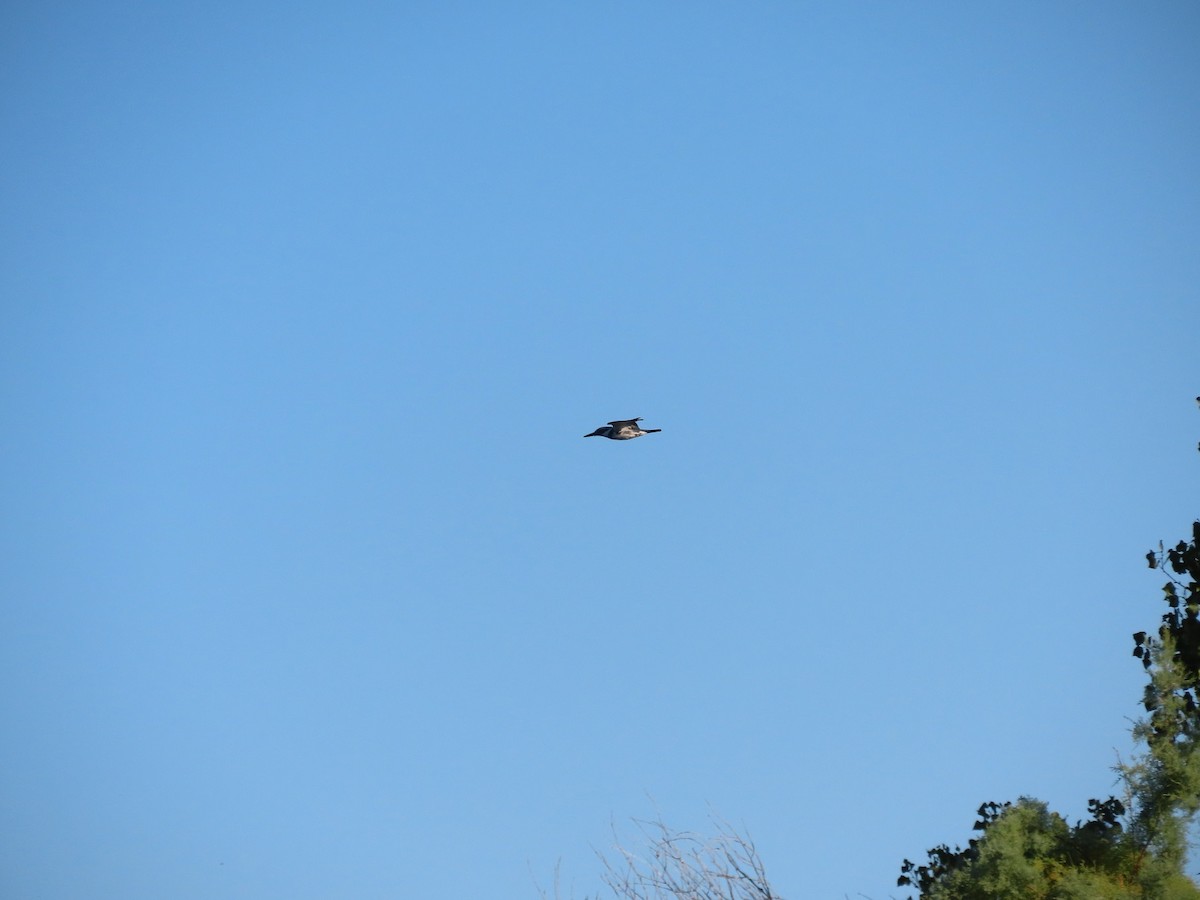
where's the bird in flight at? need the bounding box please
[584,418,662,440]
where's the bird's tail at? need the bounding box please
[644,428,662,433]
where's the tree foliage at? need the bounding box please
[1125,520,1200,875]
[899,516,1200,899]
[897,796,1200,899]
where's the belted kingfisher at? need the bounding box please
[584,418,662,440]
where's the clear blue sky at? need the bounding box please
[2,2,1198,897]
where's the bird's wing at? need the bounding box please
[606,418,641,427]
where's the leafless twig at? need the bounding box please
[589,814,782,900]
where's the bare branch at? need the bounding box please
[580,814,782,900]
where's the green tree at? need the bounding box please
[1127,519,1200,882]
[898,517,1200,899]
